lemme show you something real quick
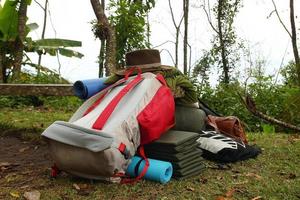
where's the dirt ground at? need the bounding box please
[0,136,50,173]
[0,136,52,197]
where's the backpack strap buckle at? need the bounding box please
[118,142,130,159]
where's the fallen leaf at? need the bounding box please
[79,184,88,189]
[0,162,20,171]
[251,196,262,200]
[19,147,30,153]
[186,186,195,192]
[288,135,300,144]
[0,162,10,167]
[73,183,80,191]
[23,191,41,200]
[225,188,235,198]
[216,176,224,180]
[245,172,262,180]
[233,180,249,185]
[20,185,30,189]
[216,196,226,200]
[10,192,20,198]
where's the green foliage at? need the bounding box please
[281,61,298,87]
[197,0,243,84]
[0,71,82,110]
[261,123,275,134]
[197,74,300,132]
[0,0,33,41]
[108,0,155,66]
[0,0,19,41]
[0,1,83,82]
[25,37,84,58]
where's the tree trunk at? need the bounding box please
[289,0,300,86]
[99,40,105,77]
[90,0,116,75]
[12,0,28,81]
[146,12,150,48]
[217,0,229,84]
[0,48,4,83]
[183,0,189,75]
[175,30,179,68]
[37,0,48,75]
[98,0,105,78]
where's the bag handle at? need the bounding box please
[83,78,127,116]
[84,67,141,117]
[92,68,143,130]
[125,67,142,80]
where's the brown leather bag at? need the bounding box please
[207,115,248,144]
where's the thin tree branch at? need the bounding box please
[202,0,219,34]
[273,40,289,86]
[168,0,177,28]
[33,0,45,11]
[56,52,62,76]
[160,49,176,66]
[271,0,292,38]
[47,2,57,37]
[37,0,48,71]
[153,40,175,48]
[188,43,192,76]
[240,94,300,132]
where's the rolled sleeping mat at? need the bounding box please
[173,106,206,132]
[126,156,173,184]
[73,78,108,100]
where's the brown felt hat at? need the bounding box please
[115,49,173,75]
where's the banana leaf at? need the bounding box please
[0,0,18,41]
[58,48,84,58]
[0,0,33,41]
[34,38,82,47]
[26,23,38,31]
[25,41,84,59]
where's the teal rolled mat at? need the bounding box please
[126,156,173,184]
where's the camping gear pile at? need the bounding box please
[42,49,261,184]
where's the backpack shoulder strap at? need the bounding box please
[92,71,143,130]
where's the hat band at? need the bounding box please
[126,62,161,69]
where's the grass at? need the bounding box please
[0,107,73,141]
[0,107,300,200]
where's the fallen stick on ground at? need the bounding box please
[240,94,300,132]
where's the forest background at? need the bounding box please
[0,0,299,132]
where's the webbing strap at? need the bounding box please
[83,79,127,116]
[156,74,167,86]
[121,146,149,184]
[134,157,144,177]
[92,75,143,130]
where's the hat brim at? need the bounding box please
[114,65,174,76]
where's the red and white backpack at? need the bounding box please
[42,69,175,182]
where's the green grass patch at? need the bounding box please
[0,107,73,141]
